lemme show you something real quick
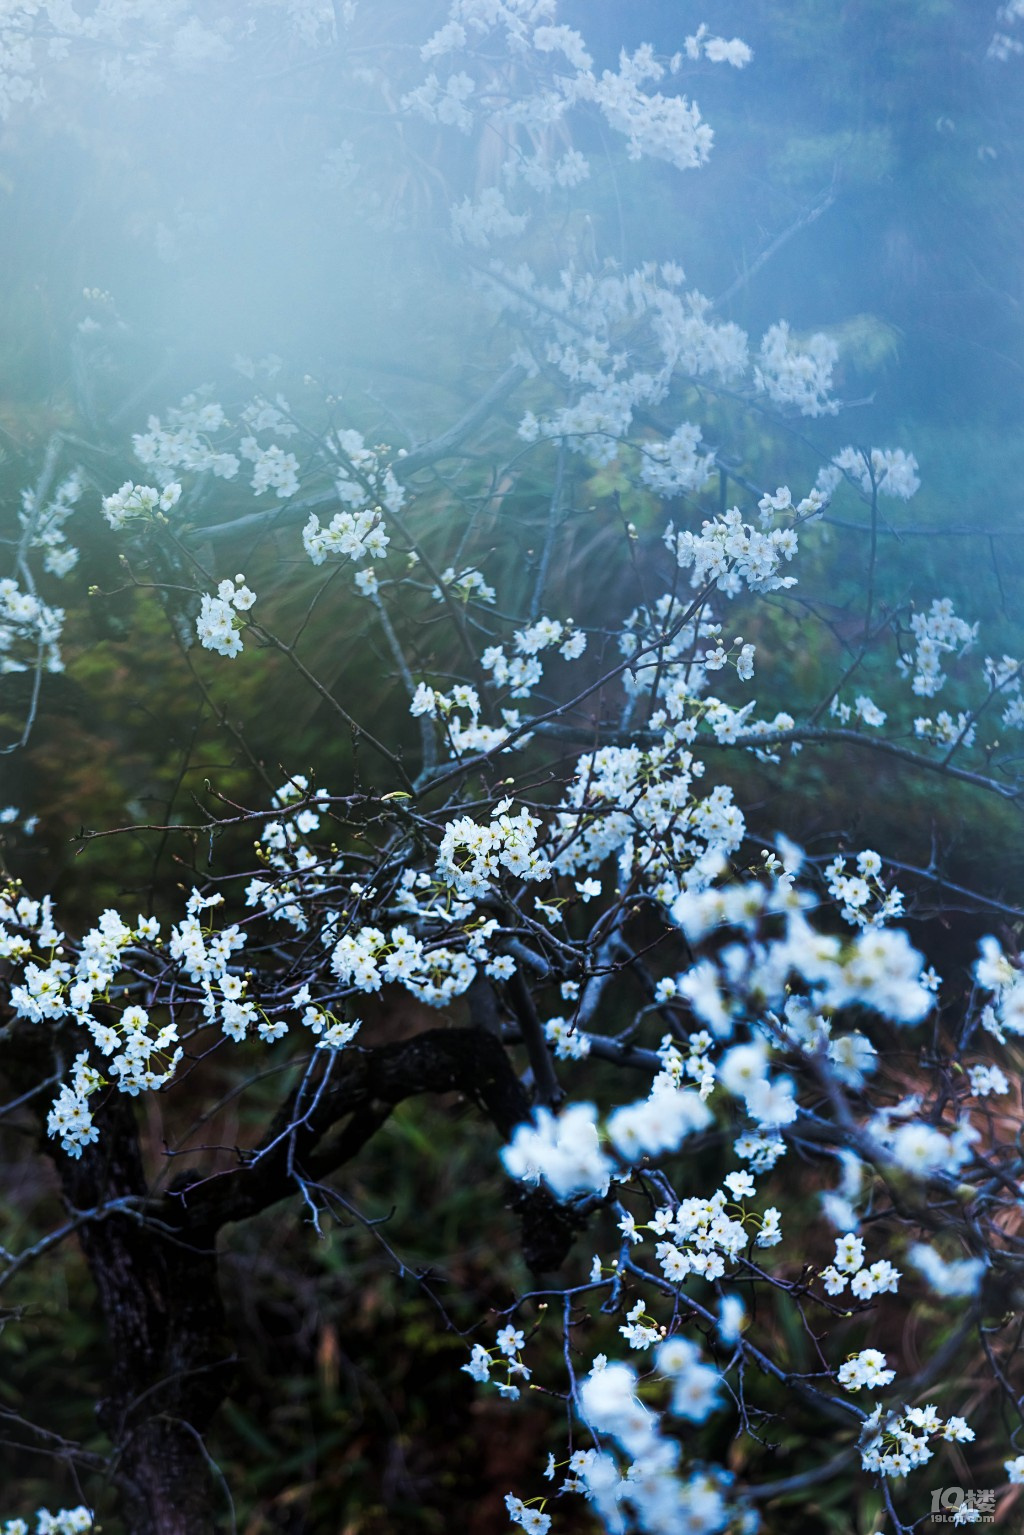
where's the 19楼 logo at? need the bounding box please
[930,1487,996,1523]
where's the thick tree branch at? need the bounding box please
[159,1026,577,1271]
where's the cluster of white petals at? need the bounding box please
[196,575,256,657]
[899,597,978,698]
[664,504,800,596]
[2,1510,94,1535]
[859,1399,974,1478]
[303,507,390,566]
[101,479,182,530]
[754,321,838,416]
[0,577,65,677]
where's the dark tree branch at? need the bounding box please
[161,1027,578,1272]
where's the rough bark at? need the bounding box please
[57,1093,233,1535]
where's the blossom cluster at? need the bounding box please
[129,389,307,505]
[547,741,745,909]
[618,590,722,705]
[907,1243,986,1298]
[239,435,300,498]
[3,891,177,1153]
[638,421,716,497]
[1,1512,93,1535]
[196,574,257,658]
[19,468,83,578]
[582,45,714,172]
[820,1234,900,1300]
[479,616,586,704]
[986,651,1024,729]
[100,479,182,530]
[432,565,496,606]
[451,185,529,248]
[2,848,383,1159]
[663,504,800,597]
[303,506,391,567]
[330,921,478,1007]
[437,797,550,899]
[5,741,1010,1524]
[975,935,1024,1041]
[330,427,406,516]
[823,849,904,928]
[817,445,921,501]
[568,1353,748,1534]
[511,264,746,468]
[0,577,64,678]
[754,321,838,417]
[899,597,978,698]
[829,693,887,728]
[462,1323,531,1400]
[648,1179,781,1287]
[244,776,337,933]
[869,1102,978,1179]
[411,681,524,756]
[133,395,242,483]
[0,0,253,118]
[671,869,935,1028]
[858,1400,974,1478]
[913,709,976,749]
[488,842,997,1522]
[411,12,722,179]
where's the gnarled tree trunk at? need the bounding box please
[58,1094,232,1535]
